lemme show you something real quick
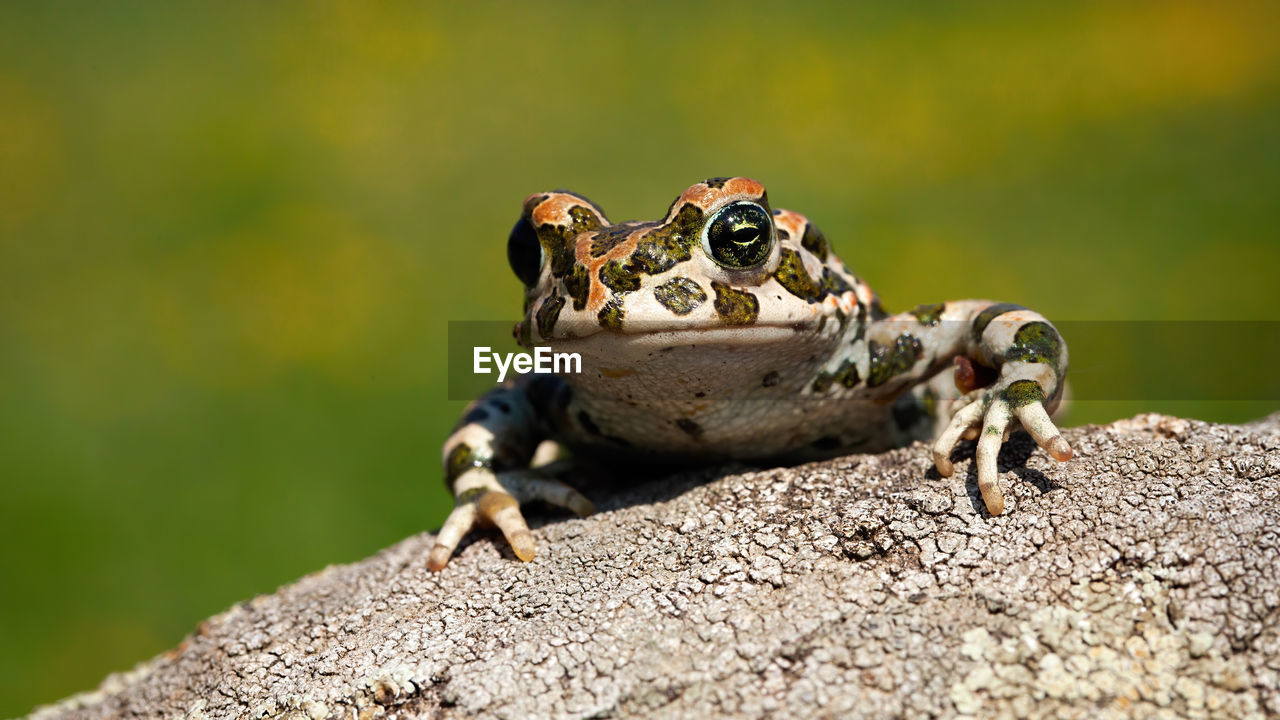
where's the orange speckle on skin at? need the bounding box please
[725,177,766,197]
[676,177,767,214]
[772,209,808,241]
[530,193,587,227]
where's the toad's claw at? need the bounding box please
[1014,401,1073,462]
[477,488,536,562]
[975,400,1013,515]
[428,470,594,572]
[427,501,477,571]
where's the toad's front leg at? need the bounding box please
[866,300,1072,515]
[429,376,593,571]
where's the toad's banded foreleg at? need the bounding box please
[430,376,592,571]
[864,300,1072,514]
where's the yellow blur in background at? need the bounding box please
[2,2,1279,714]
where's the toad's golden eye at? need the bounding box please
[703,202,773,269]
[507,216,543,287]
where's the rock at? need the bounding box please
[26,414,1280,720]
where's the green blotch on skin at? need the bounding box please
[537,205,603,278]
[563,265,589,310]
[833,307,848,331]
[852,302,868,342]
[867,334,924,387]
[597,296,625,331]
[801,222,829,262]
[457,487,487,504]
[1006,321,1063,373]
[590,223,641,258]
[445,443,491,484]
[834,358,861,388]
[1002,379,1045,408]
[910,302,945,327]
[628,204,703,274]
[820,267,853,296]
[535,294,565,339]
[812,371,833,392]
[775,248,823,301]
[775,250,855,304]
[972,302,1026,340]
[711,281,759,326]
[653,276,707,315]
[599,259,641,293]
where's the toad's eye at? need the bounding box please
[703,201,773,269]
[507,216,543,287]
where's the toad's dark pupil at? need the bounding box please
[507,216,543,287]
[707,203,772,268]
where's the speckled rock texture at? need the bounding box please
[27,414,1280,720]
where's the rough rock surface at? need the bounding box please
[28,414,1280,720]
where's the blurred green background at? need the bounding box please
[2,1,1278,714]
